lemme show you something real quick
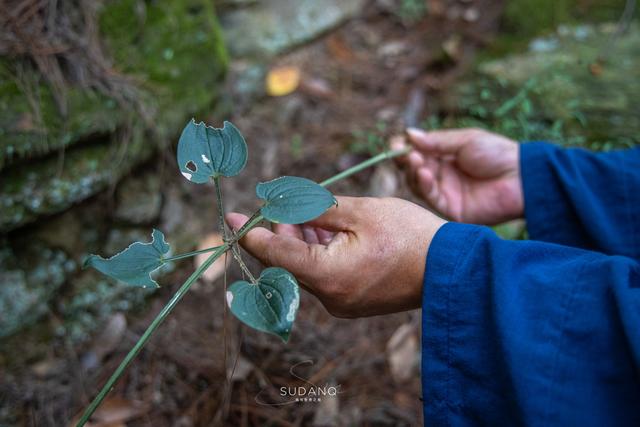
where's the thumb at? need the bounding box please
[406,128,469,155]
[225,212,314,279]
[305,196,361,231]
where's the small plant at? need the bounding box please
[77,119,408,425]
[350,121,388,156]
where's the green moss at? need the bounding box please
[487,0,634,58]
[0,0,228,230]
[99,0,229,136]
[447,24,640,151]
[0,62,125,169]
[0,124,151,232]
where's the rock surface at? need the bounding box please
[220,0,364,58]
[0,0,228,339]
[0,0,228,232]
[449,23,640,149]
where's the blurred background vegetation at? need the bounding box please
[1,0,638,425]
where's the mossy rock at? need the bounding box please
[447,23,640,150]
[0,0,228,231]
[0,239,76,338]
[0,126,151,232]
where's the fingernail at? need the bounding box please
[406,127,423,139]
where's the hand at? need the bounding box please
[226,197,446,318]
[393,128,523,225]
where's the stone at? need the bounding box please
[449,23,640,149]
[58,270,154,344]
[0,128,153,232]
[0,0,228,231]
[0,241,76,338]
[115,173,163,225]
[220,0,364,58]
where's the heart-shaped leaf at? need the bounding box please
[226,267,300,342]
[256,176,336,224]
[84,229,170,288]
[177,119,248,183]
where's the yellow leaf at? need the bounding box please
[266,66,301,96]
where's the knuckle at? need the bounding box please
[468,127,486,138]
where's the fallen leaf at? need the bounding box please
[326,34,354,61]
[442,34,462,61]
[386,323,419,383]
[230,355,254,382]
[266,66,301,97]
[300,76,334,99]
[313,391,339,426]
[69,397,148,427]
[194,233,228,283]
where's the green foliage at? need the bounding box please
[257,176,337,224]
[84,229,169,289]
[177,120,248,182]
[227,267,300,342]
[350,121,388,155]
[396,0,428,25]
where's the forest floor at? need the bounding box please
[3,1,507,425]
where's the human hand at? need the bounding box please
[226,197,446,318]
[392,128,523,225]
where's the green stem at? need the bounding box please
[76,244,228,427]
[231,244,256,283]
[213,176,228,239]
[320,147,410,188]
[77,147,408,426]
[236,209,262,237]
[163,245,223,262]
[215,176,257,282]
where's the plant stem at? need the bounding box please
[236,209,262,237]
[231,244,256,283]
[320,147,410,188]
[163,245,223,262]
[213,176,228,239]
[76,244,228,427]
[215,176,257,282]
[77,146,409,426]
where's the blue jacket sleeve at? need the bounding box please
[521,142,640,261]
[422,223,640,427]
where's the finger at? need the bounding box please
[273,223,304,240]
[389,135,410,167]
[405,151,427,197]
[226,212,250,232]
[406,128,473,155]
[305,196,361,231]
[407,151,425,172]
[302,225,320,244]
[416,167,446,213]
[234,223,317,281]
[315,228,336,245]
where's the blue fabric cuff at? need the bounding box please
[520,141,578,243]
[421,221,482,422]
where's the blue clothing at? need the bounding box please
[421,142,640,426]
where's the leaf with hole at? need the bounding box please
[256,176,336,224]
[177,120,248,183]
[226,267,300,342]
[83,229,170,288]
